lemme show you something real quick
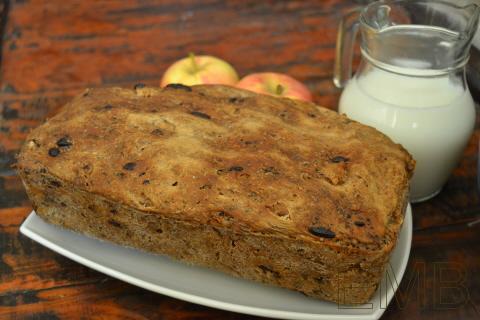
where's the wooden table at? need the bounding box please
[0,1,478,319]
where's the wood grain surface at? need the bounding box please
[0,0,479,319]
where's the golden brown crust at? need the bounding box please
[16,85,414,303]
[17,85,413,247]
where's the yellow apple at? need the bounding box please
[236,72,313,102]
[160,54,239,87]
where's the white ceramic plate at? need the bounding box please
[20,205,412,320]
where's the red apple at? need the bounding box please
[236,72,313,101]
[160,54,239,87]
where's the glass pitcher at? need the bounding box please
[335,0,480,203]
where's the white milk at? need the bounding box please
[339,66,476,202]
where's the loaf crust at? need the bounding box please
[17,85,414,304]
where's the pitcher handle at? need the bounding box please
[334,8,361,88]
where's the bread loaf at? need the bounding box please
[16,84,414,304]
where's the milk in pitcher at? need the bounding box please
[339,64,475,201]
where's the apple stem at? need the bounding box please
[276,84,284,96]
[188,52,199,73]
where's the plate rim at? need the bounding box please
[19,205,412,320]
